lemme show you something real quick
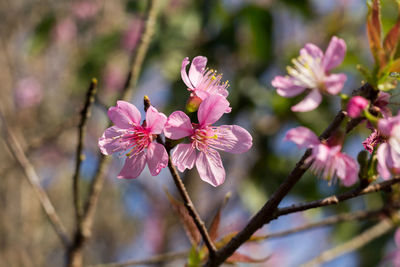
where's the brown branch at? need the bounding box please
[87,251,188,267]
[73,78,97,223]
[301,219,393,267]
[0,108,70,247]
[205,83,378,266]
[252,209,384,241]
[67,1,161,266]
[276,177,400,217]
[167,157,217,258]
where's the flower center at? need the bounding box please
[114,125,152,157]
[287,53,325,90]
[191,125,218,152]
[196,68,229,94]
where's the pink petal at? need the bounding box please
[324,73,346,95]
[198,94,230,126]
[337,154,359,186]
[395,229,400,247]
[146,143,168,176]
[346,96,368,118]
[212,125,253,153]
[195,89,210,100]
[300,43,323,59]
[272,76,306,97]
[291,90,322,112]
[284,126,320,149]
[108,101,141,128]
[377,143,392,180]
[164,111,194,139]
[118,151,147,179]
[181,57,194,89]
[98,126,128,155]
[189,56,207,88]
[322,36,346,72]
[196,149,225,187]
[171,143,197,172]
[313,144,331,162]
[378,115,400,136]
[145,106,167,134]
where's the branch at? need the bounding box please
[252,209,384,241]
[87,251,188,267]
[205,83,378,266]
[301,219,393,267]
[0,108,70,247]
[276,177,400,217]
[167,158,217,257]
[73,78,97,223]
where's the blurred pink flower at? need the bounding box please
[72,0,99,20]
[376,112,400,179]
[53,17,77,44]
[363,130,385,154]
[272,36,347,112]
[122,17,143,52]
[164,95,252,186]
[284,127,359,186]
[14,77,43,108]
[98,101,168,179]
[347,96,368,118]
[374,91,391,118]
[181,56,231,112]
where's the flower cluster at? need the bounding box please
[99,56,252,186]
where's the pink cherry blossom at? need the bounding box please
[122,17,143,52]
[272,36,347,112]
[376,112,400,179]
[284,127,359,186]
[181,56,231,112]
[347,96,368,118]
[98,101,168,179]
[164,95,252,187]
[71,0,99,20]
[363,130,385,154]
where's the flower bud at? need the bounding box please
[347,96,368,118]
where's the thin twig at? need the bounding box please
[0,108,70,247]
[301,219,393,267]
[205,83,378,267]
[252,209,384,241]
[87,251,188,267]
[67,1,162,266]
[276,177,400,217]
[73,78,98,223]
[167,157,217,258]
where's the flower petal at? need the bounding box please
[146,142,168,176]
[181,57,194,89]
[196,149,225,187]
[198,94,230,126]
[284,126,320,149]
[212,125,252,153]
[145,106,167,134]
[337,153,358,186]
[108,101,141,128]
[300,43,323,59]
[272,76,306,97]
[98,126,128,155]
[377,143,392,180]
[324,73,346,95]
[118,151,147,179]
[164,111,194,139]
[189,56,207,88]
[171,143,197,172]
[291,90,322,112]
[322,36,346,71]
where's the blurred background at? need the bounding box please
[1,0,400,266]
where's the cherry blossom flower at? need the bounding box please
[376,113,400,179]
[284,127,359,186]
[164,95,252,186]
[122,17,143,52]
[98,101,168,179]
[272,36,347,112]
[347,96,368,118]
[181,56,231,112]
[363,130,385,154]
[374,91,391,118]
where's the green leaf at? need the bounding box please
[187,246,202,267]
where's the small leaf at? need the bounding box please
[208,192,231,242]
[388,58,400,72]
[165,189,201,246]
[383,11,400,60]
[367,0,385,67]
[186,246,202,267]
[226,252,271,264]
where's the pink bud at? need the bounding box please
[347,96,368,118]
